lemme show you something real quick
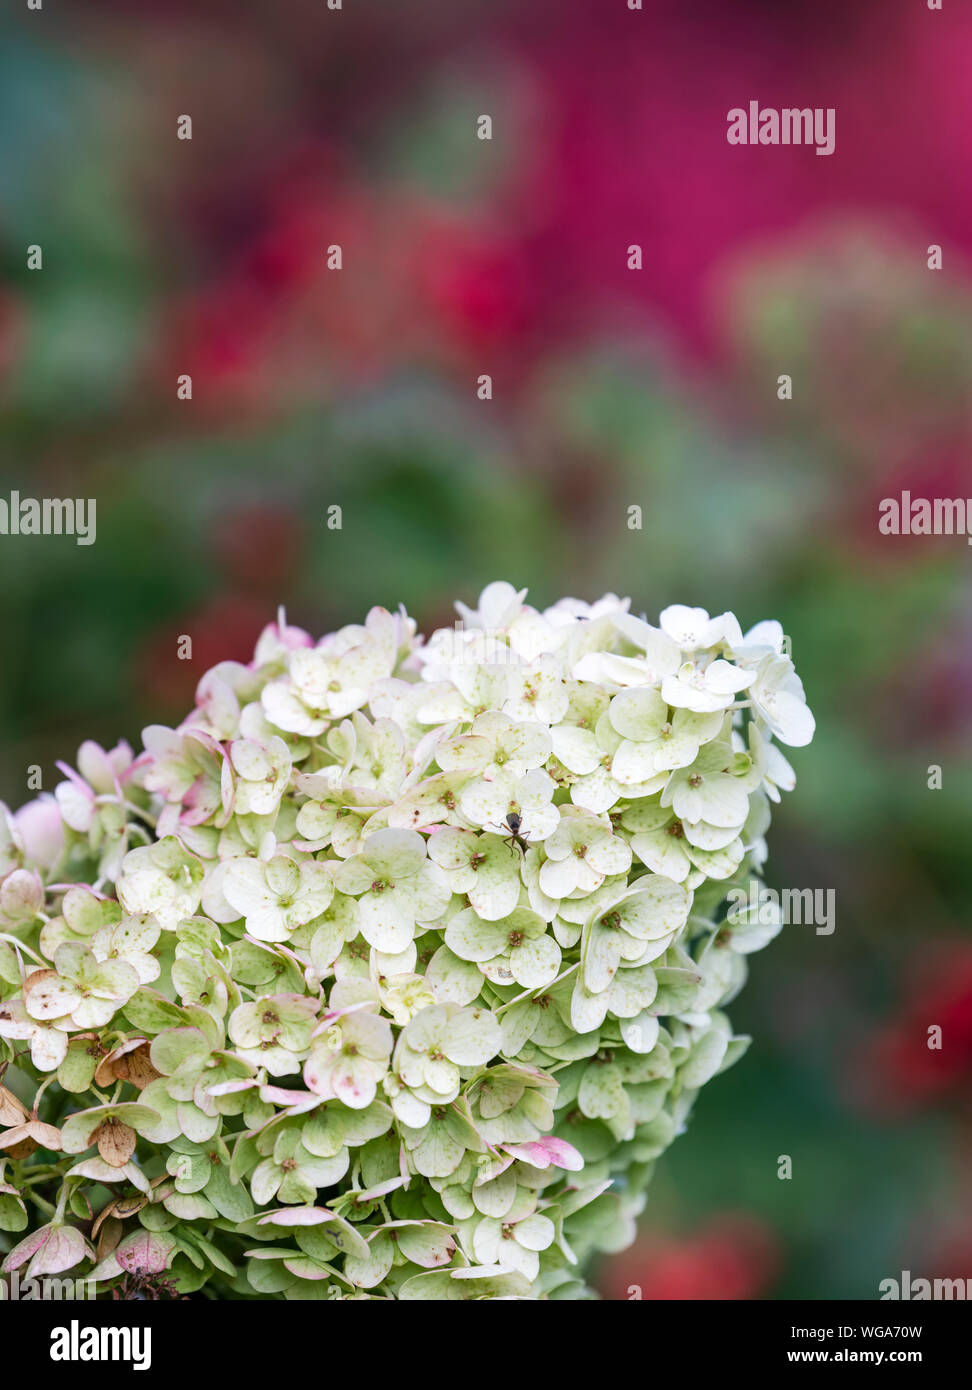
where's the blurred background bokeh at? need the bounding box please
[1,0,971,1299]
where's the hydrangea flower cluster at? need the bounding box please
[0,583,813,1300]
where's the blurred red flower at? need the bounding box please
[214,503,303,595]
[135,594,270,715]
[854,948,972,1114]
[598,1214,779,1301]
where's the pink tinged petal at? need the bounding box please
[55,779,95,832]
[395,1224,456,1268]
[331,1057,377,1110]
[345,1011,393,1061]
[258,1206,330,1227]
[27,1225,89,1279]
[302,1061,333,1101]
[259,1085,318,1110]
[2,1224,50,1272]
[503,1137,585,1172]
[115,1229,177,1276]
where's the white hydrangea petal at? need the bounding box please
[509,933,561,989]
[629,828,692,881]
[661,674,731,713]
[610,741,661,786]
[766,692,815,747]
[674,774,749,829]
[443,1007,502,1066]
[570,767,619,815]
[658,605,711,649]
[358,894,413,952]
[444,910,507,962]
[704,659,755,695]
[513,1212,555,1252]
[684,838,744,879]
[569,979,609,1033]
[681,818,740,850]
[550,726,601,775]
[223,861,275,917]
[538,856,578,899]
[472,1217,504,1266]
[608,687,669,741]
[582,924,623,994]
[262,680,325,736]
[586,832,632,877]
[459,775,514,828]
[465,863,521,922]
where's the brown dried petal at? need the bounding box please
[26,1119,62,1151]
[5,1136,37,1160]
[0,1123,33,1153]
[23,968,57,989]
[1,1115,61,1156]
[92,1191,147,1241]
[95,1039,160,1091]
[113,1047,161,1091]
[95,1214,123,1261]
[0,1084,29,1127]
[95,1118,137,1168]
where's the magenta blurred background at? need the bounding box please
[1,0,971,1298]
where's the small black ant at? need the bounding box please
[497,811,531,858]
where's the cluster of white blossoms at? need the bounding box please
[0,583,813,1300]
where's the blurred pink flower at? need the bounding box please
[13,798,64,873]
